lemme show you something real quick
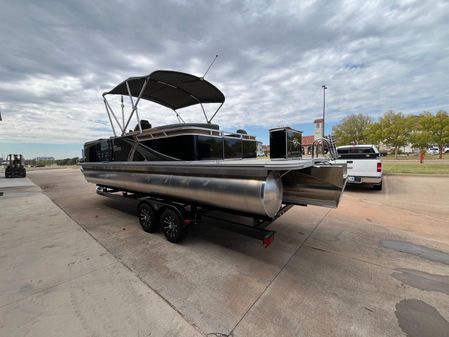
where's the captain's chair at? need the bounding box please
[134,120,152,131]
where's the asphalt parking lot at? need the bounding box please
[1,168,449,337]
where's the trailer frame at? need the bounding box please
[96,185,295,247]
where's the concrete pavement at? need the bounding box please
[0,175,202,337]
[1,169,449,336]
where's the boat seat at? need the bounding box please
[134,120,152,131]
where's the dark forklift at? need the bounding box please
[5,154,26,178]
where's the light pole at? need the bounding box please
[321,85,327,138]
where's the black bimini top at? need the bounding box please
[103,70,225,110]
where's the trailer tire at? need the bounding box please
[138,203,159,233]
[160,208,186,243]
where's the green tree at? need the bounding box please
[422,110,449,159]
[56,157,79,166]
[69,157,79,165]
[332,114,373,145]
[408,113,432,152]
[367,111,411,159]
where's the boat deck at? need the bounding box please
[83,157,326,169]
[81,157,332,179]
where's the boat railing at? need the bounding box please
[134,125,256,141]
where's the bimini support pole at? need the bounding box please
[208,102,224,123]
[173,110,185,123]
[122,78,149,135]
[125,81,139,134]
[121,96,125,127]
[103,97,116,137]
[199,103,208,123]
[104,98,124,134]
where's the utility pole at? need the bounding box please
[321,85,327,138]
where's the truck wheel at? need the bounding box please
[138,203,159,233]
[160,208,186,243]
[373,182,382,190]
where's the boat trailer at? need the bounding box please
[96,186,295,247]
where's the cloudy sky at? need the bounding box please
[1,0,448,158]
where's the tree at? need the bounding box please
[69,157,79,165]
[408,113,433,152]
[367,111,411,159]
[56,157,79,166]
[422,110,449,159]
[332,114,372,145]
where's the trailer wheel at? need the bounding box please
[160,208,186,243]
[138,203,159,233]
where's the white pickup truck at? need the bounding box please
[333,144,383,190]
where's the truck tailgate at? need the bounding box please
[334,158,381,178]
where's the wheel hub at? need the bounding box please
[163,216,177,236]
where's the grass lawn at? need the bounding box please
[383,162,449,174]
[383,153,449,160]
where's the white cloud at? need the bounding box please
[0,0,448,148]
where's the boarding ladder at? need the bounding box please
[311,135,338,160]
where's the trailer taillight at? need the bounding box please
[263,233,275,247]
[377,162,382,172]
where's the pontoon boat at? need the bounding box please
[80,70,346,244]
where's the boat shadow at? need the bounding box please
[344,184,383,193]
[99,198,290,259]
[102,198,138,215]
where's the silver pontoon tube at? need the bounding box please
[82,169,283,218]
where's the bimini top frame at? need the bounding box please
[102,70,225,136]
